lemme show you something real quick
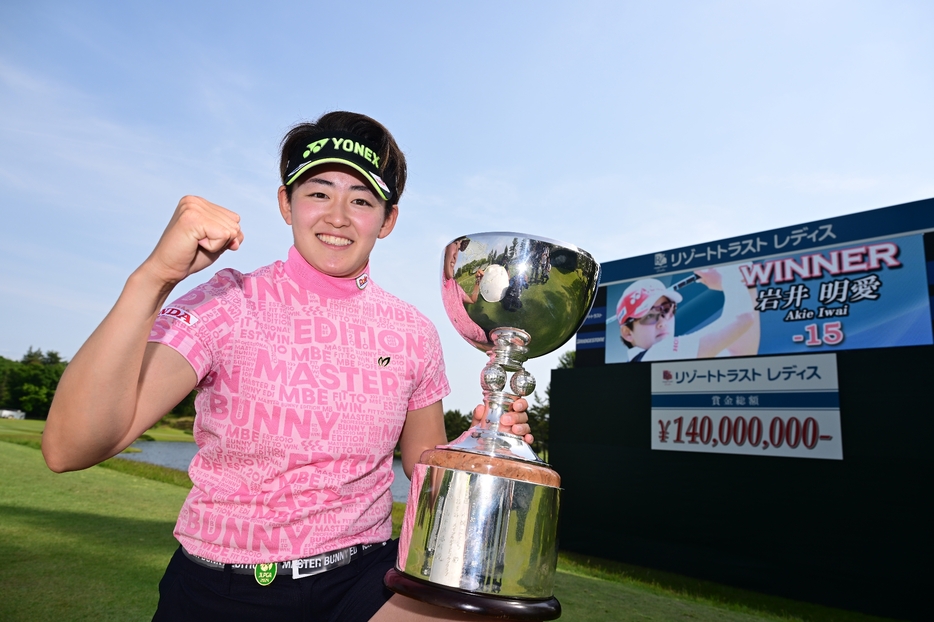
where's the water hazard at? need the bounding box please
[117,441,411,502]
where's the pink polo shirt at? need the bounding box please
[149,247,449,564]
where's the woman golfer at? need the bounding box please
[616,265,756,362]
[43,111,531,621]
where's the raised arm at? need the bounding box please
[694,265,756,359]
[462,269,484,305]
[42,196,243,472]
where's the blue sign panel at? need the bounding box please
[584,198,934,365]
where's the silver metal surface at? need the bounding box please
[443,428,541,462]
[397,464,560,599]
[441,232,600,462]
[442,233,600,358]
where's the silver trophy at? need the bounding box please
[386,233,600,620]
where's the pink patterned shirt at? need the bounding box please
[149,247,449,564]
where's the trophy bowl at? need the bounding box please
[442,233,599,359]
[385,233,600,620]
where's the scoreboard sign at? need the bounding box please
[557,197,934,619]
[577,198,934,365]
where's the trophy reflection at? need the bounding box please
[385,233,600,620]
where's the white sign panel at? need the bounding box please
[651,354,843,460]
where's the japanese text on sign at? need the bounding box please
[650,354,843,460]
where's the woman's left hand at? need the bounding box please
[471,398,533,444]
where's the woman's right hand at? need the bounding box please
[143,196,244,285]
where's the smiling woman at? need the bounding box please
[41,111,533,622]
[277,164,398,279]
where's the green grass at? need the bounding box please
[0,419,193,487]
[0,422,897,621]
[0,441,189,621]
[554,554,893,622]
[140,425,195,442]
[98,455,193,487]
[553,571,777,622]
[0,417,195,444]
[0,417,46,439]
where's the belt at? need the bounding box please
[181,541,388,584]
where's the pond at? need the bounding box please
[117,441,411,503]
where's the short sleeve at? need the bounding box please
[148,269,243,383]
[406,312,451,411]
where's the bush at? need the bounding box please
[444,409,471,441]
[0,349,67,419]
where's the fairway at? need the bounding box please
[0,438,772,622]
[0,441,188,621]
[556,571,785,622]
[0,431,896,621]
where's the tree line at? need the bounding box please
[0,348,68,418]
[0,347,194,422]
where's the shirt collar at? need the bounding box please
[284,246,371,300]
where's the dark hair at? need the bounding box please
[279,111,406,218]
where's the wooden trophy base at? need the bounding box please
[384,568,562,620]
[418,448,561,487]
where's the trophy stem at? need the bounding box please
[439,327,542,463]
[488,328,531,371]
[482,327,536,428]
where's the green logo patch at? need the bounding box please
[254,562,277,586]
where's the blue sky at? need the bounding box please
[1,1,932,412]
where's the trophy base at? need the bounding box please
[394,450,561,617]
[384,568,562,620]
[442,427,543,463]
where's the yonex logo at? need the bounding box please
[329,137,380,167]
[378,357,390,367]
[300,138,381,168]
[302,139,329,158]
